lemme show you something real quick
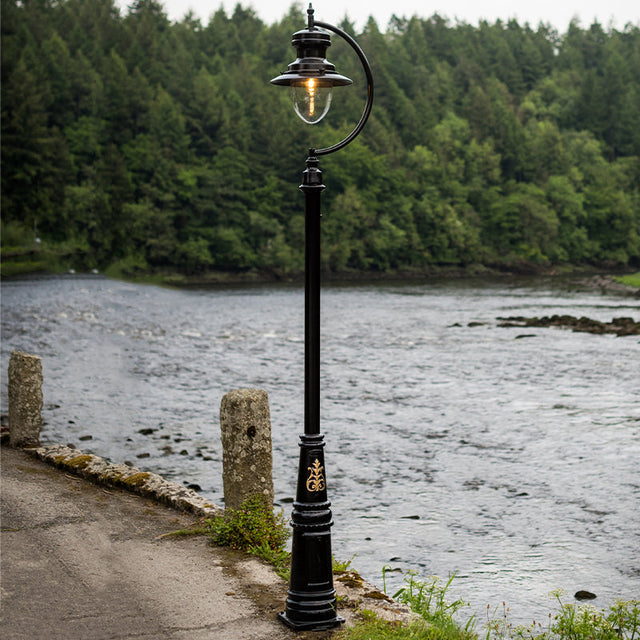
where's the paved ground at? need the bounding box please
[0,445,310,640]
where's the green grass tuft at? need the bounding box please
[615,272,640,288]
[204,494,290,579]
[205,494,289,552]
[333,555,357,572]
[338,609,475,640]
[338,571,640,640]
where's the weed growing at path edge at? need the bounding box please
[337,571,640,640]
[205,494,291,578]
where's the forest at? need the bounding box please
[2,0,640,279]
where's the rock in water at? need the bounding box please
[574,590,597,600]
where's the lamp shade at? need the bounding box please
[271,27,352,124]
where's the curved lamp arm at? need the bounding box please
[312,21,374,157]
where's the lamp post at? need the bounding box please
[270,3,374,631]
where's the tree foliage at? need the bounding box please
[2,0,639,275]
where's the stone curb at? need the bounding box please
[27,443,223,518]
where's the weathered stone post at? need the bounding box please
[8,351,43,448]
[219,388,274,511]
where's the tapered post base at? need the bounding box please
[279,434,344,630]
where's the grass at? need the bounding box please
[338,610,466,640]
[337,571,640,640]
[203,494,292,579]
[0,258,52,277]
[157,521,211,538]
[615,272,640,288]
[485,590,640,640]
[205,494,289,551]
[333,555,357,572]
[338,571,476,640]
[0,242,65,277]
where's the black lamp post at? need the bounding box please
[270,3,374,631]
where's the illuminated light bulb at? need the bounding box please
[308,78,316,116]
[291,78,332,124]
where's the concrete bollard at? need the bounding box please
[220,388,274,511]
[8,351,43,448]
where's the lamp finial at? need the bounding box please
[307,3,314,29]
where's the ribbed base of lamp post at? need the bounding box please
[278,433,344,631]
[278,594,344,630]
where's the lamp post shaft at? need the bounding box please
[278,154,343,631]
[304,154,323,436]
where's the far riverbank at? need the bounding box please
[2,239,639,294]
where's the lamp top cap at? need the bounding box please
[269,2,352,87]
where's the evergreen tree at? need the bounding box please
[2,0,639,275]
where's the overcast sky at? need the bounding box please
[119,0,638,32]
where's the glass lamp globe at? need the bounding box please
[291,78,333,124]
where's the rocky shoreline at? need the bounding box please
[497,314,640,336]
[574,274,640,297]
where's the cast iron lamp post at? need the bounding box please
[270,3,374,631]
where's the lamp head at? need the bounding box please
[270,12,352,124]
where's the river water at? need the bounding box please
[2,274,639,624]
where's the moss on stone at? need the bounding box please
[63,455,93,470]
[364,590,392,601]
[121,472,151,488]
[337,571,365,589]
[102,471,124,483]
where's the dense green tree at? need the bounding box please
[1,57,69,232]
[1,0,639,275]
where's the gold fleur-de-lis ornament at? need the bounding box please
[306,458,325,492]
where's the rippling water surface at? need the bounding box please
[2,275,639,623]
